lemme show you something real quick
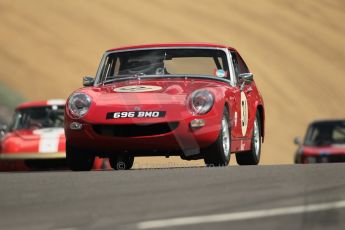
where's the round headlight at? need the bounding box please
[68,93,91,118]
[188,89,214,115]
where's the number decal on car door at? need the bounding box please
[240,92,248,136]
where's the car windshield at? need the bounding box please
[98,48,230,84]
[9,106,65,131]
[304,121,345,146]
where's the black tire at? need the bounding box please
[203,108,231,167]
[66,141,95,171]
[236,112,261,165]
[109,153,134,170]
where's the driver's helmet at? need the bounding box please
[123,56,165,75]
[27,108,48,128]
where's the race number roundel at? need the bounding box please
[240,92,248,136]
[114,85,162,93]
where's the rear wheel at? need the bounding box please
[236,112,261,165]
[66,141,95,171]
[109,153,134,170]
[203,108,231,167]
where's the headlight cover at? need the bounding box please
[68,93,91,118]
[188,89,214,115]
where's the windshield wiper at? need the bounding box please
[103,74,142,85]
[101,74,231,85]
[103,74,173,85]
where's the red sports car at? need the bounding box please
[294,120,345,163]
[0,100,107,171]
[65,43,265,171]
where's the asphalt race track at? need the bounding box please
[0,164,345,230]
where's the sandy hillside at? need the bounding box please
[0,0,344,165]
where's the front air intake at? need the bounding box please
[93,122,179,137]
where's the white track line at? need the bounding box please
[137,200,345,229]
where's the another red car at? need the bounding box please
[294,120,345,164]
[0,100,107,171]
[65,43,265,171]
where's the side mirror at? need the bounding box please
[294,137,302,145]
[83,76,95,87]
[239,73,254,83]
[239,73,254,91]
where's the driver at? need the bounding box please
[27,108,48,129]
[314,127,333,146]
[120,55,168,75]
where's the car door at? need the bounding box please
[231,51,255,142]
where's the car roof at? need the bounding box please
[309,119,345,126]
[16,99,65,110]
[107,43,237,52]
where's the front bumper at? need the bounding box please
[65,117,221,155]
[302,154,345,163]
[0,152,67,171]
[0,152,66,160]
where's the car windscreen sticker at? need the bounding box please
[214,69,227,78]
[106,111,166,119]
[114,85,162,93]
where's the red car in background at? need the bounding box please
[65,43,265,171]
[294,120,345,163]
[0,100,107,171]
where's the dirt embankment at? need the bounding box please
[0,0,344,164]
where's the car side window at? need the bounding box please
[7,112,20,132]
[231,51,250,85]
[231,51,240,84]
[237,54,249,74]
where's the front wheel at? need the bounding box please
[109,153,134,170]
[203,108,231,167]
[236,112,262,165]
[66,141,95,171]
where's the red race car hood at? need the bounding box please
[14,128,65,141]
[92,79,227,98]
[2,128,65,153]
[76,79,228,123]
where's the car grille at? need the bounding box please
[93,122,179,137]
